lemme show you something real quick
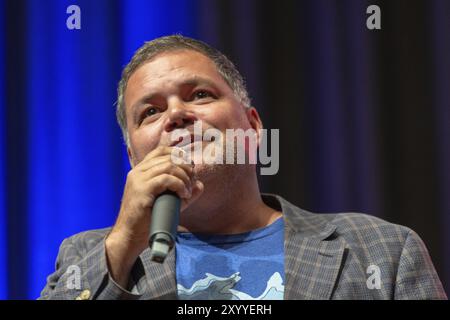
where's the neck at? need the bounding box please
[178,166,281,234]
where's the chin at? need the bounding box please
[192,162,218,182]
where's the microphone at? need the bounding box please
[148,191,181,263]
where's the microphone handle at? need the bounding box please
[148,191,181,263]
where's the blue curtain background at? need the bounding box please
[0,0,6,299]
[1,0,449,299]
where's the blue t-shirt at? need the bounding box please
[175,217,285,300]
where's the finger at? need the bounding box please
[148,174,192,200]
[143,161,193,192]
[139,147,192,169]
[170,147,192,164]
[139,154,194,177]
[146,146,191,164]
[181,179,204,211]
[137,146,173,168]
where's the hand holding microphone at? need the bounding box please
[105,146,203,287]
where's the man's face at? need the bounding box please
[124,49,261,172]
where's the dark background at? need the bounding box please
[0,0,449,299]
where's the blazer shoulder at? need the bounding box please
[61,227,112,255]
[329,212,413,251]
[269,193,412,245]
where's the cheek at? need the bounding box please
[203,104,249,130]
[129,126,161,163]
[244,135,258,163]
[205,106,257,161]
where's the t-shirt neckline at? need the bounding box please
[176,216,284,246]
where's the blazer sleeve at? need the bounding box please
[394,229,447,299]
[38,234,143,300]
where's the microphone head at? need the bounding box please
[150,233,171,263]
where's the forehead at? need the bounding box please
[126,49,227,94]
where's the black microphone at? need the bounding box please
[148,191,181,263]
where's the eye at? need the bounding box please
[144,107,158,117]
[192,90,214,100]
[139,106,159,124]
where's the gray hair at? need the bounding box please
[116,34,251,145]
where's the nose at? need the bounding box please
[163,97,197,132]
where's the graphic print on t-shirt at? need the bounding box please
[177,271,284,300]
[176,217,285,300]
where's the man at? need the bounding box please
[40,35,447,300]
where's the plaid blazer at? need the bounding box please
[39,194,447,300]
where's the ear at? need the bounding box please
[245,107,263,147]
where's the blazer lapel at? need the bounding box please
[262,193,347,300]
[284,225,346,300]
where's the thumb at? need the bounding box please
[181,179,204,212]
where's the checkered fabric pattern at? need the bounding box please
[39,194,447,300]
